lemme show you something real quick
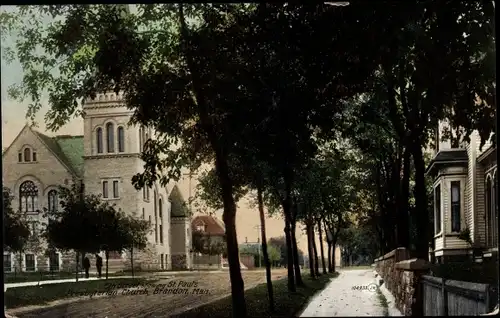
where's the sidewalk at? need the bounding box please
[4,275,135,291]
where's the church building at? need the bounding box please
[2,92,192,273]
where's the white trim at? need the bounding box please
[433,182,444,235]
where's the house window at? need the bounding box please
[160,224,163,243]
[19,181,38,213]
[155,223,158,243]
[118,126,125,152]
[103,181,109,198]
[106,123,115,153]
[18,153,22,162]
[25,254,36,271]
[32,152,37,161]
[4,254,12,272]
[113,181,119,198]
[48,190,58,213]
[196,224,206,232]
[146,187,150,201]
[451,181,461,232]
[160,254,164,269]
[97,128,103,153]
[148,215,152,225]
[434,185,441,234]
[154,191,157,218]
[142,208,145,219]
[24,148,31,162]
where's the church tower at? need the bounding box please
[82,92,174,269]
[82,91,144,217]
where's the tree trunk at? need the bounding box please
[257,186,274,312]
[290,219,304,287]
[306,222,315,278]
[318,220,327,274]
[281,175,296,292]
[177,4,246,315]
[130,246,134,278]
[398,146,411,248]
[105,250,109,280]
[331,240,337,271]
[327,242,333,272]
[218,161,246,317]
[75,251,79,282]
[312,226,320,276]
[412,143,429,260]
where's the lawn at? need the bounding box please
[4,270,134,284]
[4,277,155,309]
[171,272,339,318]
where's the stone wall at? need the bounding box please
[374,248,429,316]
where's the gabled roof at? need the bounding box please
[3,124,84,177]
[34,132,84,177]
[169,185,190,217]
[192,215,225,236]
[425,149,468,176]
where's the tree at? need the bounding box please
[44,184,102,281]
[118,213,151,278]
[192,229,226,256]
[3,188,32,270]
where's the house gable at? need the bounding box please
[2,125,77,202]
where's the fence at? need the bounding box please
[422,275,496,316]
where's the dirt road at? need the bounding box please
[10,269,287,318]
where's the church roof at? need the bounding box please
[34,132,84,177]
[169,184,190,217]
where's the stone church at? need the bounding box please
[2,92,192,273]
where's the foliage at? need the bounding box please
[192,229,226,255]
[267,236,305,266]
[2,188,31,253]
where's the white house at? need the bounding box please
[426,120,497,263]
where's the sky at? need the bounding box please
[0,5,332,257]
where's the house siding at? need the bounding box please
[465,137,476,240]
[475,164,487,246]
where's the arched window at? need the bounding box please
[494,171,498,246]
[48,190,58,213]
[118,126,125,152]
[106,123,114,153]
[19,181,38,213]
[159,198,163,219]
[24,148,31,162]
[96,128,103,153]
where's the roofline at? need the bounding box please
[2,124,31,159]
[32,129,80,178]
[477,145,496,163]
[425,160,468,175]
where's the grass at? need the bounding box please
[172,272,339,318]
[5,277,156,309]
[342,265,373,270]
[376,286,389,317]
